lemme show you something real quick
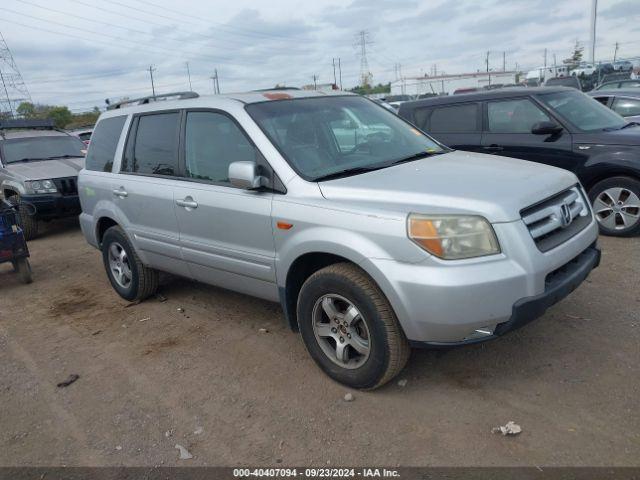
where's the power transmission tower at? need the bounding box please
[613,42,619,62]
[185,62,192,91]
[355,30,372,87]
[0,31,31,118]
[148,65,156,96]
[210,69,220,94]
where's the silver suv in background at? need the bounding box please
[79,90,600,389]
[0,119,87,239]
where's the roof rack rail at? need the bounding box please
[106,91,199,110]
[0,118,55,130]
[252,87,301,92]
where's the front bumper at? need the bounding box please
[361,217,600,344]
[21,194,81,220]
[412,245,600,347]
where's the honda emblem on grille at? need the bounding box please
[559,203,573,227]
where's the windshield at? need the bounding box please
[2,136,86,164]
[538,90,627,132]
[246,96,445,181]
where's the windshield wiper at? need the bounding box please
[388,150,443,166]
[42,154,82,159]
[314,165,386,182]
[619,121,640,130]
[8,157,48,163]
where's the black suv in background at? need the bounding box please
[397,87,640,236]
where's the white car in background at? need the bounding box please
[572,64,596,77]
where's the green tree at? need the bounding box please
[16,102,37,118]
[47,106,73,128]
[563,41,584,67]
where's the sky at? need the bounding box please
[0,0,639,113]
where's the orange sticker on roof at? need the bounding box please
[263,92,293,100]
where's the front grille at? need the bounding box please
[53,177,78,196]
[521,186,592,252]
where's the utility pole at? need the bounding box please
[613,41,619,62]
[485,51,490,72]
[590,0,598,64]
[185,62,192,91]
[338,57,342,90]
[148,65,156,97]
[0,31,31,117]
[332,58,337,87]
[312,74,319,90]
[502,51,506,72]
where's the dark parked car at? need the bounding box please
[589,89,640,123]
[544,76,582,89]
[398,87,640,236]
[594,79,640,91]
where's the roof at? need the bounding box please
[589,89,640,97]
[0,129,70,141]
[99,88,356,120]
[398,86,578,110]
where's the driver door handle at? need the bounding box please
[483,145,504,151]
[176,197,198,209]
[112,188,128,198]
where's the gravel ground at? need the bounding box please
[0,219,639,467]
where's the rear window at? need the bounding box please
[85,116,125,172]
[427,104,478,133]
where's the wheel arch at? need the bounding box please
[95,216,119,246]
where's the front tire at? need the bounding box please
[589,177,640,237]
[8,195,38,240]
[101,226,158,302]
[297,263,410,390]
[15,258,33,284]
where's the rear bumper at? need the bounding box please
[21,194,81,220]
[410,245,601,348]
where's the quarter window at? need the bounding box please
[487,99,552,133]
[124,112,180,176]
[85,116,125,172]
[611,97,640,117]
[427,104,478,133]
[184,111,258,184]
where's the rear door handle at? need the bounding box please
[483,145,504,151]
[112,188,128,198]
[176,197,198,209]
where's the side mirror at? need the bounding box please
[531,121,562,135]
[229,161,268,190]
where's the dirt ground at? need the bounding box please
[1,218,639,467]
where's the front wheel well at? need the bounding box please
[2,188,17,200]
[583,171,640,192]
[96,217,119,246]
[283,253,355,331]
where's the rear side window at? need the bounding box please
[612,97,640,117]
[487,98,551,133]
[85,116,126,172]
[428,104,478,133]
[123,112,180,176]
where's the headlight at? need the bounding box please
[25,179,58,194]
[408,213,500,260]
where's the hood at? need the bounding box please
[318,151,578,223]
[574,125,640,146]
[6,157,85,181]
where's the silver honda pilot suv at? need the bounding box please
[78,90,600,389]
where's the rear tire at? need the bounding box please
[588,176,640,237]
[297,263,410,390]
[8,195,38,241]
[15,258,33,284]
[101,226,158,302]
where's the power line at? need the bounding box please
[0,7,241,64]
